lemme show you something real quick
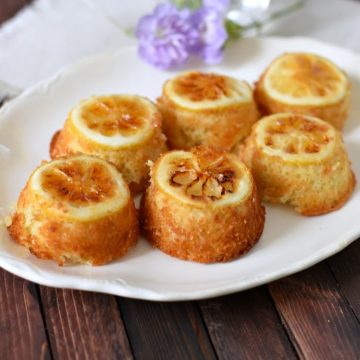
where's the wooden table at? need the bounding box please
[1,2,360,359]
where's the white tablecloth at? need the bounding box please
[0,0,359,90]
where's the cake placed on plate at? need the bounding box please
[50,94,167,194]
[141,146,265,263]
[8,155,138,265]
[254,53,351,129]
[157,71,259,150]
[240,113,355,215]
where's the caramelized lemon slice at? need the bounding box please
[8,155,139,265]
[255,114,336,164]
[156,148,250,207]
[141,146,265,263]
[166,71,253,109]
[71,95,153,147]
[31,156,128,220]
[264,53,347,106]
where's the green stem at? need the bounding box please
[226,0,305,41]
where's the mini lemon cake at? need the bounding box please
[157,71,259,150]
[141,146,265,263]
[8,155,139,265]
[240,113,355,215]
[50,95,167,193]
[254,53,351,129]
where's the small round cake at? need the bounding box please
[240,113,356,215]
[8,155,139,265]
[157,71,259,150]
[141,146,265,263]
[50,94,167,194]
[254,53,351,129]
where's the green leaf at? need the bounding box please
[170,0,202,10]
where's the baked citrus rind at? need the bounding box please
[141,146,265,263]
[8,155,139,265]
[254,53,351,129]
[157,71,259,150]
[240,113,356,215]
[50,94,167,194]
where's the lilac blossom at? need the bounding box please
[203,0,230,13]
[136,3,199,69]
[190,5,228,64]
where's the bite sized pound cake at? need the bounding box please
[141,146,265,263]
[50,95,167,194]
[157,71,259,150]
[254,53,351,129]
[240,113,356,216]
[8,155,138,265]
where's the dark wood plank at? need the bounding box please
[0,0,33,25]
[327,239,360,321]
[0,269,50,360]
[40,287,133,360]
[269,262,360,359]
[199,286,297,360]
[118,299,216,360]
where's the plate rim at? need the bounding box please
[0,36,359,301]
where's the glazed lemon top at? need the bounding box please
[30,155,129,220]
[255,114,337,164]
[70,95,156,147]
[155,148,252,208]
[263,53,348,106]
[165,71,253,110]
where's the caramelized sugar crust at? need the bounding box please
[173,72,230,101]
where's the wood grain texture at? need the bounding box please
[0,0,32,25]
[199,286,297,360]
[0,269,50,360]
[118,299,216,360]
[327,240,360,321]
[269,262,360,360]
[40,287,133,360]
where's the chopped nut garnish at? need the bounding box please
[170,156,236,201]
[172,171,198,185]
[186,179,204,197]
[203,178,222,198]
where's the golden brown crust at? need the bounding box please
[254,55,351,130]
[157,73,259,151]
[141,147,265,263]
[50,96,168,194]
[7,158,139,266]
[240,115,356,216]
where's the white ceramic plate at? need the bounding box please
[0,37,359,301]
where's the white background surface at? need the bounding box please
[0,38,359,300]
[0,0,359,89]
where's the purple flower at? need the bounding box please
[190,6,228,64]
[203,0,230,13]
[136,4,199,69]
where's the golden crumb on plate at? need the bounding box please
[8,155,139,265]
[254,53,351,130]
[50,94,167,194]
[141,146,265,263]
[240,113,356,215]
[157,71,259,151]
